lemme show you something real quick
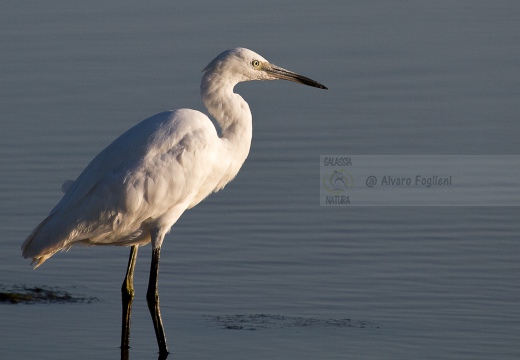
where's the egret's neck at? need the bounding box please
[201,74,253,166]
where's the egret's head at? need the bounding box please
[203,48,327,90]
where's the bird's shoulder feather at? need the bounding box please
[50,109,216,216]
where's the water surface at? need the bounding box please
[1,1,519,359]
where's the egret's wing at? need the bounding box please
[61,180,74,193]
[22,109,220,265]
[50,111,177,216]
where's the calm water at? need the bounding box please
[1,1,519,359]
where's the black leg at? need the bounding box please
[147,246,169,356]
[121,245,138,352]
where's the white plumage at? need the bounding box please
[21,47,326,355]
[23,109,229,263]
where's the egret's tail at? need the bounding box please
[21,180,79,268]
[21,216,70,268]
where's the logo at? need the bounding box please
[322,169,354,194]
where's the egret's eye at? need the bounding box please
[251,60,260,68]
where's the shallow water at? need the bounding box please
[1,1,519,359]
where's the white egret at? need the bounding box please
[21,48,327,356]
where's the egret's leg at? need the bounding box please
[121,245,138,350]
[147,245,169,355]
